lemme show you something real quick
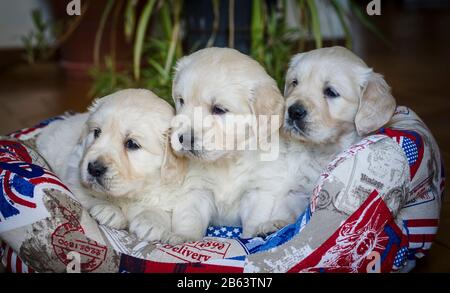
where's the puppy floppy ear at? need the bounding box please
[249,82,285,148]
[355,71,396,136]
[160,129,187,185]
[250,81,285,124]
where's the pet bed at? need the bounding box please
[0,106,444,273]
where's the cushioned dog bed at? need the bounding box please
[0,106,444,273]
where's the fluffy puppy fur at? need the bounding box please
[167,47,312,240]
[37,89,188,244]
[283,46,396,181]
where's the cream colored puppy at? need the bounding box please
[283,46,396,180]
[37,89,187,244]
[168,47,311,240]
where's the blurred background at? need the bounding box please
[0,0,449,272]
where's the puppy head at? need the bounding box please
[79,89,184,199]
[171,47,284,162]
[283,46,396,145]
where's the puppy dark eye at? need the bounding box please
[212,105,228,115]
[291,78,298,87]
[125,139,140,150]
[178,98,184,106]
[93,128,101,139]
[324,86,340,98]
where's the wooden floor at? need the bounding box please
[0,1,449,272]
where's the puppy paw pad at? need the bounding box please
[90,204,127,230]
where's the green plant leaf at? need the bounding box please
[251,0,265,61]
[21,33,35,64]
[207,0,220,47]
[163,0,182,81]
[88,0,387,105]
[94,0,115,66]
[148,58,168,80]
[330,0,352,48]
[160,0,172,40]
[134,0,157,80]
[124,0,137,42]
[31,9,46,32]
[89,56,133,98]
[306,0,322,48]
[148,38,168,51]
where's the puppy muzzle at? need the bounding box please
[172,129,205,159]
[82,158,112,193]
[284,103,308,135]
[178,130,195,151]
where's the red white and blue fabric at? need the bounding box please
[119,254,245,273]
[239,206,312,254]
[8,116,65,141]
[0,140,41,222]
[0,240,34,273]
[403,219,439,258]
[288,191,408,273]
[377,126,442,263]
[0,140,71,232]
[206,226,242,238]
[0,106,444,273]
[119,208,313,273]
[392,246,409,270]
[377,128,424,179]
[205,206,312,254]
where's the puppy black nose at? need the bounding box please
[288,104,307,121]
[88,161,107,178]
[179,131,195,149]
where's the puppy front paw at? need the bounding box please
[129,212,185,244]
[165,234,191,245]
[90,203,128,230]
[242,220,288,238]
[256,220,288,237]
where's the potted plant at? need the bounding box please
[22,0,386,103]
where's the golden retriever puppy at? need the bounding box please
[167,47,311,240]
[37,89,187,244]
[283,46,396,183]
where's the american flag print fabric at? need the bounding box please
[0,139,72,232]
[206,226,242,238]
[377,128,424,180]
[0,240,34,273]
[403,218,439,258]
[0,106,444,273]
[8,116,66,141]
[287,191,408,273]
